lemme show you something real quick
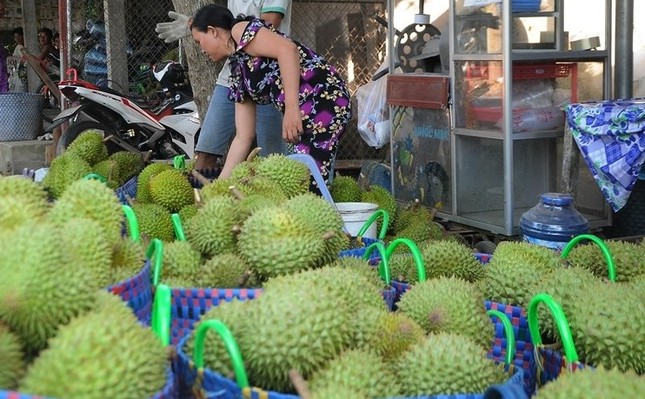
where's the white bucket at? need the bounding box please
[335,202,380,239]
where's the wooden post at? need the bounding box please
[560,123,580,197]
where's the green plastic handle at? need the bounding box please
[362,241,391,285]
[487,310,516,367]
[171,213,186,241]
[122,205,141,243]
[193,319,249,389]
[146,238,164,286]
[385,238,427,282]
[173,155,186,171]
[528,293,579,364]
[151,283,171,346]
[560,234,616,282]
[83,173,107,183]
[356,209,390,240]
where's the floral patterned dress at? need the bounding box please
[228,18,352,190]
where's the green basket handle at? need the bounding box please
[362,241,391,285]
[193,319,249,389]
[122,204,141,243]
[151,283,171,346]
[173,155,186,171]
[356,209,390,240]
[385,238,427,282]
[146,238,164,286]
[560,234,616,282]
[83,173,107,183]
[171,213,186,241]
[528,293,579,367]
[487,310,516,367]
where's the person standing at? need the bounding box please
[190,4,351,192]
[0,0,9,93]
[156,0,292,170]
[8,27,27,92]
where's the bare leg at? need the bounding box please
[193,151,222,170]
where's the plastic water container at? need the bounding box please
[335,202,379,239]
[519,193,589,251]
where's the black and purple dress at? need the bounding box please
[228,18,352,190]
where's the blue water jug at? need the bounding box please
[520,193,589,251]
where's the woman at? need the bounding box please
[191,4,351,192]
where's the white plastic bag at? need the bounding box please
[356,75,390,149]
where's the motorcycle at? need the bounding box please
[48,60,199,160]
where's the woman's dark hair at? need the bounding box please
[191,4,254,32]
[38,27,53,40]
[12,27,23,36]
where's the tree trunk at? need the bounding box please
[171,0,226,120]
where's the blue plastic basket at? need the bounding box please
[106,260,153,326]
[115,175,138,204]
[338,236,382,259]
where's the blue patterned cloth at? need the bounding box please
[567,98,645,212]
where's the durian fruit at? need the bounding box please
[481,241,559,306]
[149,169,195,213]
[160,240,202,283]
[394,200,433,233]
[565,283,644,373]
[0,323,25,390]
[109,238,146,284]
[197,254,259,288]
[389,252,423,283]
[567,240,645,283]
[0,222,99,353]
[185,299,254,380]
[19,292,168,399]
[92,158,121,189]
[361,184,397,232]
[310,385,368,399]
[391,220,446,251]
[130,202,175,242]
[241,280,352,392]
[329,257,384,288]
[41,153,93,199]
[200,176,238,202]
[237,206,326,278]
[186,196,244,257]
[329,175,362,202]
[397,276,493,349]
[0,175,49,210]
[48,178,124,246]
[178,204,199,224]
[532,267,600,342]
[0,195,47,232]
[396,333,508,397]
[253,154,310,198]
[281,192,347,266]
[108,151,145,185]
[65,130,109,165]
[422,240,486,282]
[308,349,402,398]
[534,367,645,399]
[136,162,173,203]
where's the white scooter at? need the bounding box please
[48,61,199,160]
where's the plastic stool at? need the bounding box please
[286,153,334,204]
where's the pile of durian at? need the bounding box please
[0,175,170,398]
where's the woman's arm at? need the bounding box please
[219,101,257,179]
[231,23,302,143]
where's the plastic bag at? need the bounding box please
[356,75,390,149]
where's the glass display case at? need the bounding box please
[443,0,613,235]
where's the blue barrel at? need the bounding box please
[519,193,589,251]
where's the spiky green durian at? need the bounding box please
[422,240,485,282]
[0,195,47,232]
[389,252,424,284]
[535,367,645,399]
[177,204,198,224]
[397,276,493,349]
[197,254,259,288]
[330,256,385,288]
[130,202,174,242]
[492,241,562,272]
[200,176,238,202]
[361,184,397,233]
[391,221,445,251]
[396,333,508,397]
[329,175,362,202]
[19,292,168,399]
[566,240,645,283]
[149,169,195,213]
[109,238,146,284]
[310,385,368,399]
[186,196,243,257]
[41,153,93,199]
[309,349,402,398]
[253,154,310,198]
[65,130,109,165]
[92,158,121,189]
[108,151,145,185]
[160,240,202,283]
[237,206,326,278]
[48,178,123,245]
[394,200,433,233]
[0,323,25,390]
[0,175,49,209]
[136,162,173,203]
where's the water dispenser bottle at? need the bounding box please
[520,193,589,251]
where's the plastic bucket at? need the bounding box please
[0,93,45,141]
[335,202,379,239]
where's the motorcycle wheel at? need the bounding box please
[59,120,119,155]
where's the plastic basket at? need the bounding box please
[106,259,153,326]
[0,93,45,141]
[115,175,138,204]
[338,208,389,260]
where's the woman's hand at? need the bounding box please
[282,106,303,143]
